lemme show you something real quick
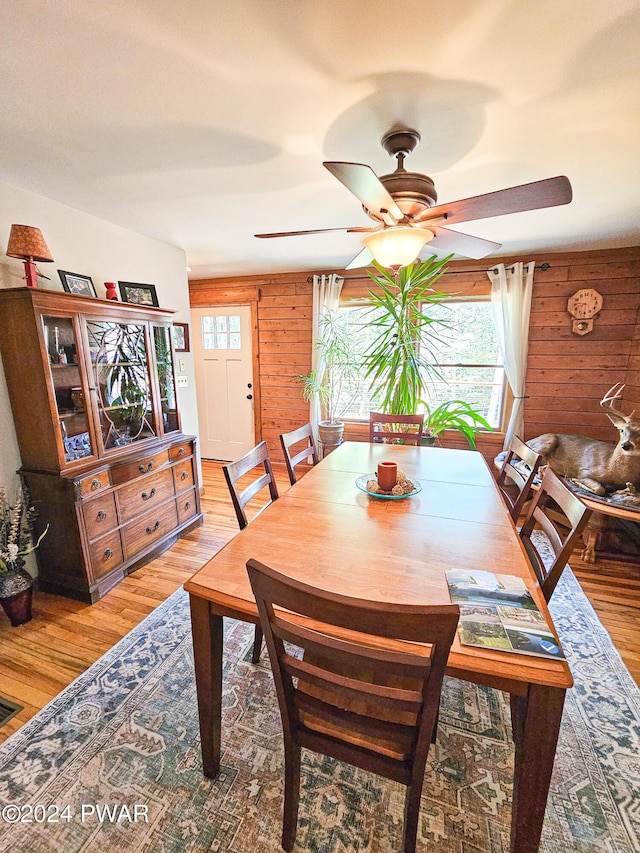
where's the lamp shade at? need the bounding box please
[361,226,433,268]
[6,224,54,262]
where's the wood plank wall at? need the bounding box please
[627,299,640,411]
[514,246,640,442]
[189,245,640,465]
[190,273,313,458]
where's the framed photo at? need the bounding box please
[173,322,190,352]
[58,270,97,298]
[118,281,159,307]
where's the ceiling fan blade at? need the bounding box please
[255,226,363,239]
[428,226,502,259]
[344,246,374,270]
[323,161,403,225]
[416,176,572,226]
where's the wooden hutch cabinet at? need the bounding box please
[0,287,203,602]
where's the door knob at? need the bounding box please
[246,394,253,400]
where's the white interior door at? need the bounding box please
[192,305,254,461]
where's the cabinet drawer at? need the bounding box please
[122,501,178,560]
[169,441,193,462]
[111,449,169,485]
[173,460,195,492]
[177,488,197,525]
[89,530,123,580]
[78,469,111,498]
[118,469,174,522]
[84,491,118,541]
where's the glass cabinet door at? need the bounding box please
[43,316,95,463]
[86,320,157,451]
[153,325,179,433]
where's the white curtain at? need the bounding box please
[488,261,534,449]
[310,273,344,439]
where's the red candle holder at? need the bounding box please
[377,461,398,491]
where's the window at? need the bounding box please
[336,299,505,428]
[421,299,505,427]
[201,314,241,350]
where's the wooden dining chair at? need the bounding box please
[519,467,591,602]
[279,423,319,486]
[495,435,542,521]
[223,441,279,662]
[369,412,425,445]
[247,557,460,853]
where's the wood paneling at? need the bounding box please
[190,246,640,463]
[520,246,640,442]
[190,273,313,462]
[627,304,640,409]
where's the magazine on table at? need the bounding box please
[445,569,565,660]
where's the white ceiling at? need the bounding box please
[2,1,640,279]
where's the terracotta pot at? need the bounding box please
[377,461,398,490]
[0,566,34,627]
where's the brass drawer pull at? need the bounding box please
[180,471,188,481]
[178,447,186,456]
[146,520,161,534]
[97,509,107,520]
[104,548,113,559]
[141,487,156,501]
[138,461,154,473]
[91,478,102,490]
[185,501,191,509]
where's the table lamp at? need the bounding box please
[6,224,54,288]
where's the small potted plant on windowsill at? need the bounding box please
[421,400,493,449]
[0,482,48,626]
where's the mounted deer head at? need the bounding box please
[526,383,640,495]
[600,383,640,452]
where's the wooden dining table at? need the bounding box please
[185,441,573,853]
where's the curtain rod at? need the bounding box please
[306,262,550,283]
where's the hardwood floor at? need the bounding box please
[0,459,290,742]
[1,459,639,744]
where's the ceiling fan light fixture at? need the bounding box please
[361,226,433,268]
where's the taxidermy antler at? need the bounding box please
[526,383,640,495]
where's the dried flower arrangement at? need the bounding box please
[0,482,48,573]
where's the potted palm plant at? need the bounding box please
[362,256,492,448]
[362,256,450,414]
[299,310,361,453]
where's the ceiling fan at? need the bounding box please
[255,128,572,269]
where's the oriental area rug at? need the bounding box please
[0,552,639,852]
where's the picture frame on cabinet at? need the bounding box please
[58,270,97,297]
[173,322,190,352]
[118,281,159,307]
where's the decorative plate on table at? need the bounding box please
[356,474,422,500]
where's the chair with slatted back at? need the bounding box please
[247,557,460,853]
[369,412,425,446]
[279,423,319,486]
[223,441,279,662]
[518,467,591,602]
[496,435,542,521]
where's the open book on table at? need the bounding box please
[445,569,565,660]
